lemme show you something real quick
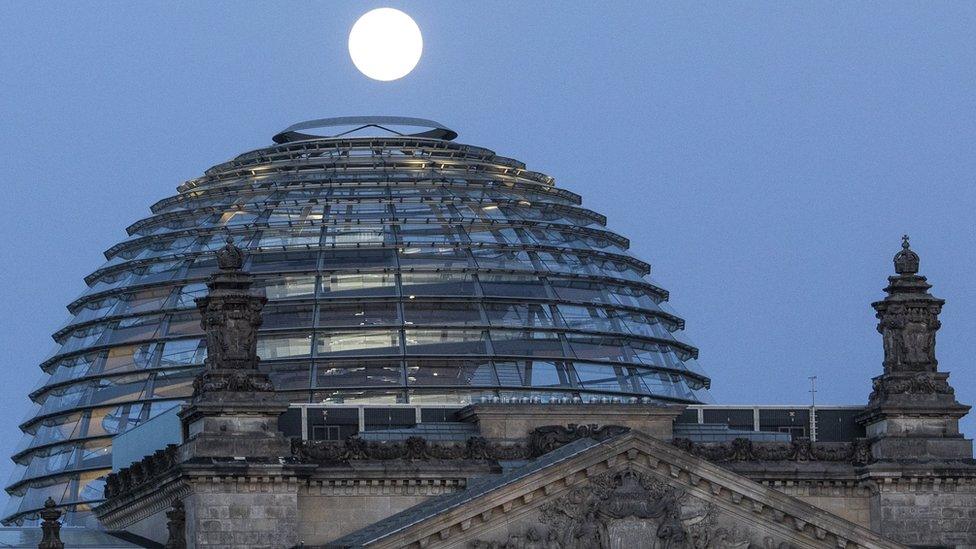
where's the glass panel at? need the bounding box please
[557,304,617,332]
[312,390,403,405]
[111,286,173,316]
[151,369,197,400]
[257,333,313,360]
[88,374,151,407]
[72,298,117,324]
[321,248,396,269]
[565,334,632,363]
[317,302,398,327]
[471,248,535,270]
[493,360,570,389]
[397,246,471,269]
[314,360,403,387]
[616,311,670,339]
[263,304,315,330]
[549,278,609,304]
[257,228,322,248]
[88,404,147,437]
[323,225,388,246]
[478,273,545,298]
[258,275,317,300]
[404,329,487,355]
[406,359,496,386]
[574,362,641,393]
[267,361,311,391]
[29,413,84,448]
[403,301,482,326]
[165,311,203,337]
[216,210,259,226]
[320,273,396,298]
[316,330,400,357]
[174,283,208,308]
[401,272,475,296]
[489,330,564,357]
[47,353,102,385]
[397,223,461,245]
[106,315,164,344]
[157,339,206,367]
[608,284,662,308]
[249,251,318,273]
[485,303,555,328]
[102,343,157,374]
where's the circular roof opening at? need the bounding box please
[273,116,458,143]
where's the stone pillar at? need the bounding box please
[856,236,971,461]
[177,237,290,459]
[38,497,64,549]
[176,238,297,548]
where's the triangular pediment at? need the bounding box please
[324,431,905,549]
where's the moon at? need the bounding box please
[348,8,423,81]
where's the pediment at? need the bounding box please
[324,431,904,549]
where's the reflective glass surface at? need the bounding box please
[7,130,710,526]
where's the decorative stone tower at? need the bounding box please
[177,237,290,458]
[37,497,64,549]
[857,236,971,460]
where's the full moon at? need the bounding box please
[348,8,423,81]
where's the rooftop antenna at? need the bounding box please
[808,375,818,442]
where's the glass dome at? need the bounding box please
[4,118,710,526]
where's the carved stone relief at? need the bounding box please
[468,469,795,549]
[292,424,631,464]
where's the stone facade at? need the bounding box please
[93,239,976,548]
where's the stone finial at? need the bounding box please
[858,237,971,460]
[893,234,919,275]
[164,499,186,549]
[216,236,245,271]
[191,238,272,397]
[874,236,941,374]
[38,497,64,549]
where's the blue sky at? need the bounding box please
[1,2,974,485]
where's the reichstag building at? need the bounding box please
[4,118,974,549]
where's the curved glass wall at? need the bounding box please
[4,120,710,526]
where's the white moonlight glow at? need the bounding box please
[348,8,423,81]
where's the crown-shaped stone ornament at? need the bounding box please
[216,236,245,270]
[191,238,272,396]
[893,234,919,275]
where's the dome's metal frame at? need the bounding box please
[4,120,710,527]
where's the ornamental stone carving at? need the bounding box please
[292,424,630,464]
[671,437,873,466]
[876,303,941,373]
[216,235,245,270]
[191,238,272,397]
[868,371,953,404]
[873,236,944,375]
[103,445,179,499]
[164,499,186,549]
[469,469,788,549]
[38,497,64,549]
[528,424,631,455]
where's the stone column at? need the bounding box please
[176,238,298,548]
[856,236,971,460]
[177,237,290,458]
